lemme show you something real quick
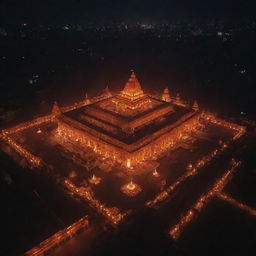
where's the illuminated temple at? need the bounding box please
[0,69,248,256]
[56,71,201,168]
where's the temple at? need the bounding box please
[56,71,201,168]
[0,68,247,256]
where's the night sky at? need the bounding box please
[0,0,255,26]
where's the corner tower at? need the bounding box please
[162,87,171,102]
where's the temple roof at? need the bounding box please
[122,70,143,95]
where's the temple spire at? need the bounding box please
[84,93,90,104]
[130,69,136,78]
[120,70,144,100]
[52,101,61,115]
[162,87,171,102]
[123,70,143,92]
[103,85,112,97]
[192,100,199,111]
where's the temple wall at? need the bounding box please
[56,111,202,167]
[131,111,198,150]
[1,134,42,168]
[2,115,53,134]
[59,115,129,150]
[24,216,89,256]
[56,119,129,165]
[201,112,246,131]
[129,113,201,164]
[59,111,199,153]
[61,110,199,150]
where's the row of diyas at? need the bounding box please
[0,84,107,136]
[145,115,245,208]
[24,215,89,256]
[169,159,241,240]
[1,133,42,168]
[56,111,202,169]
[146,142,228,208]
[63,179,129,226]
[0,92,107,168]
[217,192,256,217]
[201,112,246,140]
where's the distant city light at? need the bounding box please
[239,69,246,74]
[62,26,70,30]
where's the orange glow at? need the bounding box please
[0,71,247,256]
[169,160,241,240]
[36,128,42,134]
[120,70,145,102]
[89,174,101,185]
[24,216,89,256]
[162,87,171,102]
[1,74,245,173]
[146,113,245,208]
[1,134,42,168]
[218,192,256,217]
[127,181,136,190]
[63,179,129,225]
[121,180,142,197]
[152,169,160,177]
[127,159,131,168]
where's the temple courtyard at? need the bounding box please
[1,71,254,256]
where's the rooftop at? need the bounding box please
[61,71,196,150]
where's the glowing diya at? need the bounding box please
[152,169,160,177]
[121,180,142,197]
[187,163,193,170]
[69,170,77,178]
[89,174,101,185]
[36,128,42,134]
[126,159,131,168]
